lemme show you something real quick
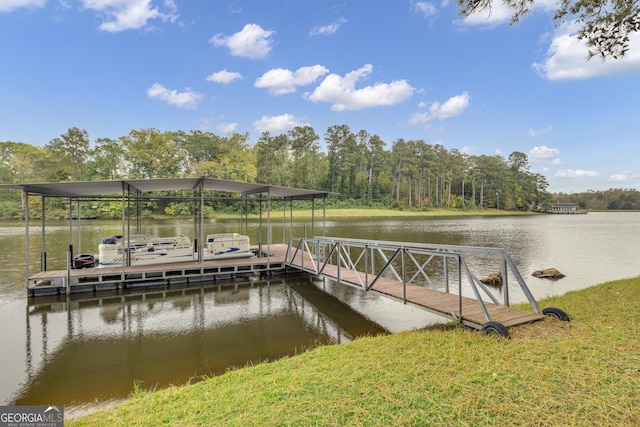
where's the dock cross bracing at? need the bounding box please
[284,236,549,336]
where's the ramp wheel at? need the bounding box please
[542,307,570,321]
[481,321,510,338]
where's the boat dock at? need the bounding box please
[7,178,567,337]
[29,237,561,336]
[28,245,293,296]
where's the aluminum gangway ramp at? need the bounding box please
[284,237,566,337]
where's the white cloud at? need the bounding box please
[216,122,238,134]
[527,125,552,137]
[252,113,307,134]
[305,64,414,111]
[206,70,243,84]
[408,92,470,124]
[412,1,437,18]
[255,65,329,95]
[609,172,639,182]
[210,23,274,59]
[82,0,178,32]
[457,3,640,80]
[0,0,45,12]
[528,145,559,163]
[147,83,203,109]
[533,23,640,81]
[555,169,599,178]
[309,18,347,36]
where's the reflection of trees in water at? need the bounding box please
[16,277,385,406]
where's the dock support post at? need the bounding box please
[66,245,72,295]
[501,256,509,306]
[41,197,46,271]
[311,198,315,238]
[322,195,326,237]
[364,244,369,289]
[402,248,406,303]
[68,199,73,268]
[77,200,82,254]
[458,256,463,322]
[199,181,204,269]
[24,192,29,291]
[267,191,272,270]
[443,257,449,293]
[121,183,126,282]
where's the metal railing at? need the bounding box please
[285,236,541,324]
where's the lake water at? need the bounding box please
[1,212,639,408]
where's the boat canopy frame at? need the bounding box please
[1,177,333,292]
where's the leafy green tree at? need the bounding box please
[364,134,388,202]
[86,138,126,180]
[0,141,49,183]
[447,148,468,208]
[191,132,256,181]
[121,128,186,179]
[469,154,507,208]
[288,126,321,189]
[45,127,91,181]
[457,0,640,59]
[325,125,359,197]
[254,132,292,185]
[177,130,229,177]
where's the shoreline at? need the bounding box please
[68,276,640,426]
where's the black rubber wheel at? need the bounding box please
[542,307,570,321]
[481,321,510,338]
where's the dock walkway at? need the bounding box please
[283,237,547,334]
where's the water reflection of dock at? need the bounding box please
[17,277,387,406]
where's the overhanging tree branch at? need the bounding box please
[457,0,640,59]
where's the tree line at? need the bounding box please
[555,188,640,211]
[1,126,554,219]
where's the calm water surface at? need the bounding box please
[1,212,639,408]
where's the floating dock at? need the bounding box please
[28,245,293,296]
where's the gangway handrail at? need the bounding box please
[285,236,543,326]
[310,236,541,314]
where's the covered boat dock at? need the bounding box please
[1,177,332,296]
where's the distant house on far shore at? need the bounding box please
[548,203,586,214]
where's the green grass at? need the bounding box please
[129,207,536,221]
[269,207,537,219]
[69,277,640,426]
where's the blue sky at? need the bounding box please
[1,0,639,193]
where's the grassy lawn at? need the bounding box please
[69,276,640,426]
[256,207,538,219]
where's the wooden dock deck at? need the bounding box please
[28,244,292,296]
[317,264,544,328]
